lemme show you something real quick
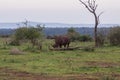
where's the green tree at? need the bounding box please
[10,27,28,46]
[25,27,41,47]
[67,27,81,41]
[13,25,44,49]
[14,27,28,40]
[67,27,76,33]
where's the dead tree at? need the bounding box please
[79,0,103,47]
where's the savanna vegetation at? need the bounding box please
[0,25,120,80]
[0,0,119,79]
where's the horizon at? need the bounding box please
[0,22,119,29]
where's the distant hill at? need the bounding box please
[0,22,119,29]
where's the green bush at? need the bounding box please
[96,32,106,47]
[67,27,81,42]
[9,39,20,46]
[12,25,44,48]
[108,26,120,46]
[79,35,92,42]
[67,27,92,42]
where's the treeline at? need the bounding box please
[0,26,120,53]
[0,29,14,37]
[0,27,109,37]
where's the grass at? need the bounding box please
[0,38,120,79]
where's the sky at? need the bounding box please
[0,0,120,24]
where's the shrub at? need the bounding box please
[79,35,92,42]
[9,39,20,46]
[108,26,120,46]
[67,31,80,42]
[12,25,44,48]
[96,32,105,47]
[67,27,81,42]
[67,27,92,42]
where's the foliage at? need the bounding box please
[108,26,120,46]
[67,27,81,41]
[14,27,41,41]
[79,35,92,42]
[12,25,44,48]
[9,39,20,46]
[67,27,76,33]
[66,27,92,42]
[14,27,28,40]
[96,30,106,47]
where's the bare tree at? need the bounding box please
[79,0,103,47]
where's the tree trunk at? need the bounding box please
[94,13,99,47]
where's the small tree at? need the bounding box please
[67,27,81,41]
[79,0,103,47]
[67,27,76,33]
[25,27,41,47]
[10,27,28,46]
[14,27,28,40]
[12,25,44,49]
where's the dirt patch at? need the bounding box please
[85,61,120,68]
[0,67,120,80]
[0,67,98,80]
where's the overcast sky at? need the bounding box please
[0,0,120,24]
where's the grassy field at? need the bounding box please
[0,38,120,80]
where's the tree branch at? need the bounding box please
[98,11,104,24]
[79,0,94,13]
